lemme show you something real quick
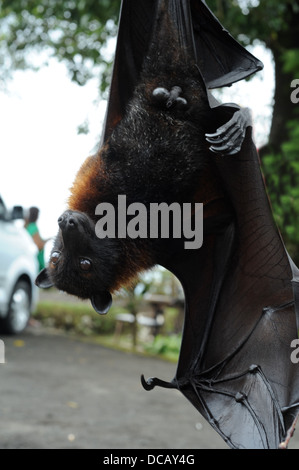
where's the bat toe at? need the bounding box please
[152,86,188,109]
[152,87,170,102]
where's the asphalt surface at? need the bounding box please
[2,324,299,451]
[0,324,228,450]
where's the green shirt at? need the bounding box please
[26,222,45,271]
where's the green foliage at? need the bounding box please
[207,0,299,49]
[283,49,299,74]
[261,42,299,263]
[262,117,299,263]
[144,334,181,361]
[34,296,183,360]
[34,300,122,335]
[0,0,121,89]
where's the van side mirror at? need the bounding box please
[11,206,24,220]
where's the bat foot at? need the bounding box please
[205,107,252,156]
[152,86,187,109]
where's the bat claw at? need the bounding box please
[141,374,156,390]
[176,96,188,108]
[206,107,251,156]
[206,135,224,144]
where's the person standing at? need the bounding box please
[24,206,49,272]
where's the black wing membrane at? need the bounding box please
[102,0,263,142]
[102,0,299,449]
[190,0,264,88]
[164,127,299,449]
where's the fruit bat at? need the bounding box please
[36,0,299,449]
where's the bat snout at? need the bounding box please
[58,211,79,232]
[57,210,94,247]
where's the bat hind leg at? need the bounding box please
[152,86,187,109]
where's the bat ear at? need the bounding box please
[91,291,112,315]
[35,268,54,288]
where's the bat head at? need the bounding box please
[35,210,119,315]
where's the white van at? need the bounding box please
[0,196,39,334]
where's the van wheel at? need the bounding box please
[0,281,31,334]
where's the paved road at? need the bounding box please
[1,325,299,450]
[0,325,227,450]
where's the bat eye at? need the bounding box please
[51,251,60,265]
[79,258,92,271]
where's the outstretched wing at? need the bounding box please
[103,0,299,449]
[166,121,299,449]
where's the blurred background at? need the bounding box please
[0,0,299,451]
[0,0,298,350]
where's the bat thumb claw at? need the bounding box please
[141,374,176,391]
[141,374,155,390]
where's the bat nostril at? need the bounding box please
[58,212,77,230]
[58,214,66,228]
